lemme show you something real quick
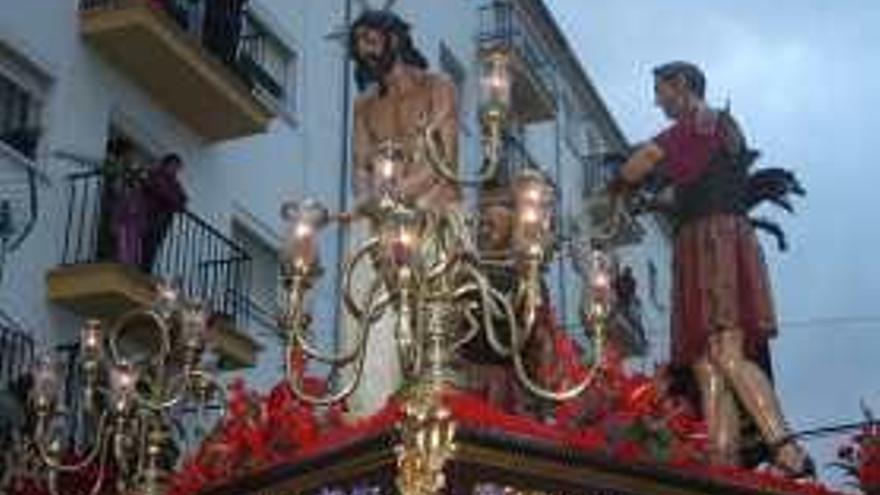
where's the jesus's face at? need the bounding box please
[353,26,397,82]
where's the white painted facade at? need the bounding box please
[0,0,672,394]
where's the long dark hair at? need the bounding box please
[349,10,429,93]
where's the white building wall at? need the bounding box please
[0,1,672,397]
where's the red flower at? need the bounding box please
[565,427,606,451]
[613,440,645,461]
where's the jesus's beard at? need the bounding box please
[360,48,399,94]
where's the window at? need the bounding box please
[232,220,282,332]
[582,120,608,195]
[238,12,298,120]
[562,90,591,162]
[0,44,48,162]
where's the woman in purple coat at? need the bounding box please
[140,153,188,272]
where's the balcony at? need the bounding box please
[0,314,34,393]
[46,170,261,369]
[479,0,557,124]
[78,0,274,142]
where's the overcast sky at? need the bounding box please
[545,0,880,485]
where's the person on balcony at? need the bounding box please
[610,61,812,476]
[346,8,460,414]
[614,266,637,310]
[99,137,150,267]
[607,265,647,361]
[97,137,131,262]
[140,153,188,273]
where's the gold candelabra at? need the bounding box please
[277,49,623,495]
[277,49,618,408]
[281,50,622,495]
[25,281,224,495]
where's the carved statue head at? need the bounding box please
[349,9,429,93]
[475,186,515,253]
[652,61,706,119]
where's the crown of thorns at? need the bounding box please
[354,0,397,12]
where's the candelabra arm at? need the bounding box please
[514,258,542,351]
[34,411,110,473]
[447,281,483,354]
[134,385,185,413]
[592,192,630,245]
[47,446,111,495]
[454,264,516,357]
[506,304,603,401]
[423,219,472,286]
[294,284,394,367]
[504,295,606,402]
[342,238,380,322]
[182,368,228,416]
[421,121,499,186]
[447,310,478,359]
[425,253,455,285]
[284,277,384,405]
[482,115,502,180]
[282,239,381,366]
[510,343,597,401]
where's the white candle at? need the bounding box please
[33,354,59,408]
[111,363,138,413]
[282,199,328,269]
[482,51,512,111]
[80,319,103,362]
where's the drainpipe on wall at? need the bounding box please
[553,73,568,325]
[332,0,354,357]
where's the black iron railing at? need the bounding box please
[60,170,252,330]
[0,315,34,480]
[79,0,283,102]
[478,0,556,94]
[0,314,34,393]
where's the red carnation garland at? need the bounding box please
[165,305,843,495]
[166,353,403,495]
